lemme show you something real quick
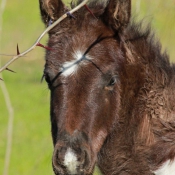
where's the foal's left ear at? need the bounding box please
[103,0,131,30]
[39,0,67,25]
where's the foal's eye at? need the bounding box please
[105,75,118,91]
[107,76,117,87]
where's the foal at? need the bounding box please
[39,0,175,174]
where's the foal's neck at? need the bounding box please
[98,24,175,175]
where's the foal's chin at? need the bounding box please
[52,143,97,175]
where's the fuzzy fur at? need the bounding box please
[39,0,175,174]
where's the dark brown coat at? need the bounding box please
[39,0,175,174]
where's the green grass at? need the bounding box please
[0,1,175,175]
[0,59,53,175]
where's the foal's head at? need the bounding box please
[39,0,131,174]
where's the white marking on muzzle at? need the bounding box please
[153,159,175,175]
[61,50,91,77]
[64,148,79,174]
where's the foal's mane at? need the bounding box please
[125,20,170,66]
[124,20,175,87]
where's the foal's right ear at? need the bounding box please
[39,0,66,25]
[103,0,131,31]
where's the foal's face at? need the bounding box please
[45,18,122,174]
[39,0,131,174]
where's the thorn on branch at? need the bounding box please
[84,5,97,19]
[17,44,20,55]
[66,12,76,19]
[36,43,53,51]
[0,78,3,81]
[6,68,16,73]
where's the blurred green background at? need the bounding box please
[0,0,175,175]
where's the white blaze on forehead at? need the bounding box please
[153,159,175,175]
[63,148,79,174]
[61,51,91,77]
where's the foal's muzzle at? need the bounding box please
[52,132,95,175]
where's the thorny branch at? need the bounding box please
[0,0,90,73]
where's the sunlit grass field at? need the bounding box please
[0,0,175,175]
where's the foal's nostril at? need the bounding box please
[82,149,90,168]
[52,147,67,174]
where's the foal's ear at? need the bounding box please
[39,0,66,25]
[103,0,131,30]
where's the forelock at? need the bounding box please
[71,0,108,15]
